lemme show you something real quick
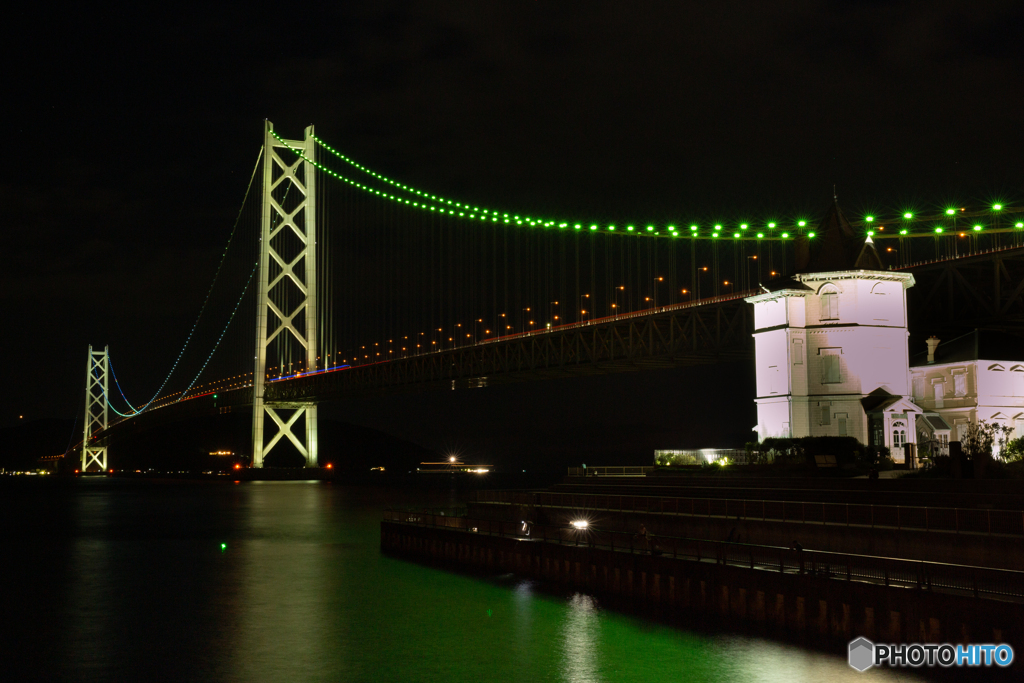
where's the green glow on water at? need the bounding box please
[11,481,918,682]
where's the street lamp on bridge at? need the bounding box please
[653,276,667,308]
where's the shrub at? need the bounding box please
[1003,437,1024,463]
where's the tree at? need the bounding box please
[960,419,1014,461]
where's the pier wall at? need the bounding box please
[467,502,1021,570]
[381,520,1023,650]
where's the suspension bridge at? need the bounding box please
[75,121,1024,471]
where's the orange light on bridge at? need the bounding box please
[325,463,333,469]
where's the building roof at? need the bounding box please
[861,388,900,413]
[853,236,884,270]
[794,199,866,273]
[861,388,920,414]
[909,329,1024,366]
[758,276,813,293]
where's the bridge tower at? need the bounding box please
[82,345,109,472]
[252,121,319,468]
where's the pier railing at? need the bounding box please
[383,510,1024,602]
[471,490,1024,536]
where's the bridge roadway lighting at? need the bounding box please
[695,266,709,300]
[579,294,590,322]
[653,276,666,307]
[613,286,625,317]
[746,254,759,289]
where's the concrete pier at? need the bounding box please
[381,519,1024,650]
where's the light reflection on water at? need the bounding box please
[561,593,601,683]
[0,480,929,682]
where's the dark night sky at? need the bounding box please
[4,2,1024,466]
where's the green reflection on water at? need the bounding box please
[223,484,924,683]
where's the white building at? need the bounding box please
[910,330,1024,455]
[746,202,1023,463]
[746,202,919,462]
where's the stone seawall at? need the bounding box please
[381,520,1023,650]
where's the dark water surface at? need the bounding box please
[0,479,924,682]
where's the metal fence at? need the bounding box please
[567,466,654,477]
[471,490,1024,536]
[383,511,1024,601]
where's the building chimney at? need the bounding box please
[926,336,940,364]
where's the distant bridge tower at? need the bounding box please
[252,121,319,468]
[82,345,109,472]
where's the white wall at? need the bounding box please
[748,271,914,444]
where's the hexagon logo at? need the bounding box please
[848,637,875,672]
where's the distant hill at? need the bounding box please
[1,413,439,473]
[0,418,77,471]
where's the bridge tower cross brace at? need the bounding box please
[252,121,319,468]
[82,344,109,472]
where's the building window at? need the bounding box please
[769,366,779,394]
[820,348,841,384]
[820,405,831,425]
[869,282,895,321]
[1013,367,1024,397]
[837,413,848,436]
[792,339,803,365]
[892,420,907,448]
[953,372,967,397]
[913,377,925,400]
[820,287,839,320]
